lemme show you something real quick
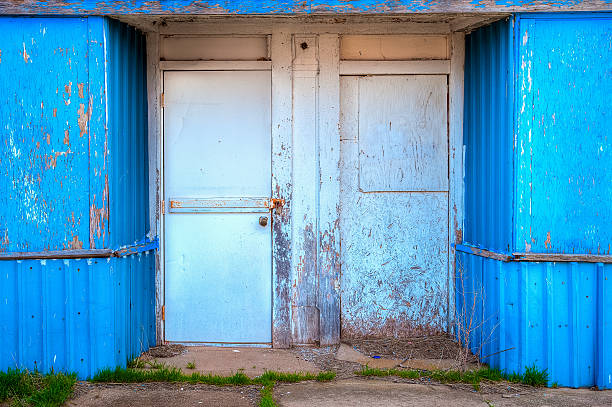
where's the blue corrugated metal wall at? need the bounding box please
[456,253,611,388]
[0,253,155,379]
[107,18,150,248]
[460,13,612,388]
[0,16,153,379]
[463,18,514,253]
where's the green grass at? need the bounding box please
[258,382,276,407]
[356,364,548,389]
[186,362,196,370]
[90,365,335,407]
[0,368,77,407]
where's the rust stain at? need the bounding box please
[63,129,69,145]
[544,231,552,250]
[0,49,2,63]
[0,230,9,253]
[89,174,109,249]
[46,133,50,144]
[22,43,29,63]
[77,83,84,98]
[64,81,72,105]
[68,235,83,250]
[77,102,90,136]
[45,150,70,169]
[53,108,57,117]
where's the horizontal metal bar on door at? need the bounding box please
[169,197,271,213]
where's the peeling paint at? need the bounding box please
[77,102,90,136]
[515,15,612,253]
[0,0,609,15]
[22,43,29,62]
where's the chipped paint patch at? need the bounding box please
[77,99,92,137]
[22,42,29,62]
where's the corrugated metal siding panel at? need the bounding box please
[463,19,514,253]
[0,17,100,252]
[514,13,612,254]
[456,252,612,389]
[106,18,149,248]
[0,251,155,379]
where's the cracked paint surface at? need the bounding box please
[515,14,612,254]
[0,18,92,252]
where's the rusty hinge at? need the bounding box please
[161,305,165,321]
[269,198,285,214]
[161,92,164,108]
[161,199,165,215]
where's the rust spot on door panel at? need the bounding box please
[63,129,69,145]
[545,231,551,249]
[77,102,91,137]
[68,235,83,250]
[22,43,29,63]
[77,83,84,98]
[89,174,109,249]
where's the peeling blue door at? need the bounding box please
[163,70,272,344]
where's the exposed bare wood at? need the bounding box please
[448,32,465,332]
[340,35,449,60]
[270,27,293,348]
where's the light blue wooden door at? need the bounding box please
[163,71,272,345]
[340,75,449,337]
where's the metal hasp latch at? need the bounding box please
[269,198,286,214]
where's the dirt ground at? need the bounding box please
[276,378,612,407]
[65,337,612,406]
[67,382,259,407]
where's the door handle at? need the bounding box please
[259,216,268,227]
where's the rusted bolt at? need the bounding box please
[301,42,308,50]
[259,216,268,227]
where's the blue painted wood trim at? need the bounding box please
[0,0,610,15]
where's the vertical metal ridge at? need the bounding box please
[17,261,25,370]
[545,262,554,381]
[87,259,95,378]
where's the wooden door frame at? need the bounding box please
[146,22,465,347]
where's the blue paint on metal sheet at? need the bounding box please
[462,12,612,388]
[0,17,147,252]
[463,18,514,253]
[0,16,153,379]
[106,18,149,248]
[0,17,93,252]
[0,0,610,14]
[514,13,612,254]
[0,252,156,379]
[456,252,612,389]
